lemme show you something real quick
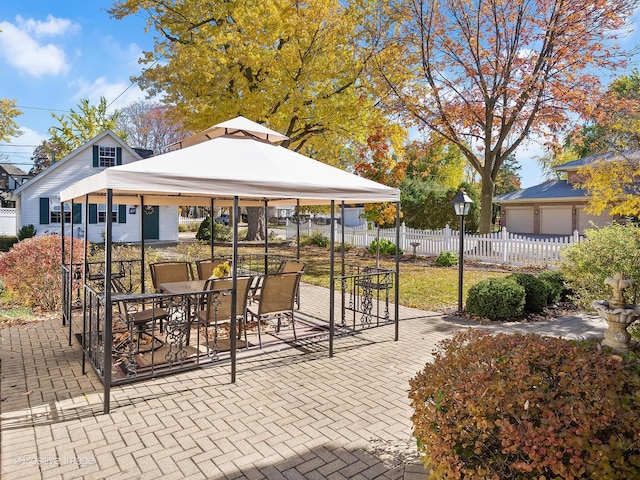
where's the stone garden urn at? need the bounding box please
[592,272,640,354]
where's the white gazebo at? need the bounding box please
[60,117,401,412]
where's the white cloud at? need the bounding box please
[16,14,79,37]
[69,76,147,112]
[0,15,78,77]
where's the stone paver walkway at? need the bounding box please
[1,284,606,479]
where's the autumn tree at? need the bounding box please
[374,0,638,233]
[109,0,400,239]
[116,101,188,154]
[48,97,122,159]
[29,139,58,175]
[0,98,22,142]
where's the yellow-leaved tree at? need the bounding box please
[109,0,399,239]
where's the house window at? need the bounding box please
[98,204,119,223]
[50,204,71,224]
[99,146,117,167]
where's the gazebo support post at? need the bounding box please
[210,198,215,259]
[394,201,400,341]
[231,196,239,383]
[340,202,345,328]
[140,197,146,292]
[329,200,335,357]
[103,189,113,414]
[296,199,301,260]
[61,201,67,330]
[67,200,74,345]
[82,195,89,374]
[263,200,268,275]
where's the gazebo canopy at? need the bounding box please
[60,116,400,206]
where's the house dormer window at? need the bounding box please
[92,145,122,167]
[99,146,117,167]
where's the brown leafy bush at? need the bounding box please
[0,235,86,310]
[409,329,640,479]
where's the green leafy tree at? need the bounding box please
[374,0,638,233]
[0,98,22,142]
[29,139,57,175]
[48,97,122,159]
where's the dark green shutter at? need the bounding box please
[72,203,81,224]
[89,204,98,224]
[39,197,50,224]
[116,147,122,165]
[118,204,126,223]
[93,145,99,167]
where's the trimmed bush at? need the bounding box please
[409,329,640,479]
[368,238,402,256]
[465,277,525,320]
[0,235,86,310]
[0,235,18,252]
[507,272,550,313]
[435,251,458,267]
[537,270,568,304]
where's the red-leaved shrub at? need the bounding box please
[0,235,86,311]
[409,329,640,479]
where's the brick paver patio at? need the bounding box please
[1,283,606,479]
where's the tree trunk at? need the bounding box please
[479,177,495,234]
[245,206,265,241]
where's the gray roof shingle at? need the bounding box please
[495,179,586,202]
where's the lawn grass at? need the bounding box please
[163,241,510,311]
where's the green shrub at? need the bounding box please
[435,251,458,267]
[195,216,231,242]
[0,236,18,252]
[409,329,640,479]
[507,272,550,313]
[560,223,640,307]
[300,231,329,248]
[368,238,402,256]
[17,224,36,241]
[465,277,525,320]
[537,270,568,304]
[0,235,86,310]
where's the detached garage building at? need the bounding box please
[494,151,627,235]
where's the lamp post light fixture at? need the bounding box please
[452,189,473,312]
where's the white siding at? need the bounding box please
[505,206,534,234]
[17,132,178,243]
[540,206,573,235]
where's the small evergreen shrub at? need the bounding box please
[536,270,568,304]
[0,235,86,310]
[0,235,18,252]
[368,238,402,256]
[195,216,231,242]
[17,224,36,241]
[435,251,458,267]
[507,272,550,313]
[409,330,640,479]
[300,231,329,248]
[465,277,525,320]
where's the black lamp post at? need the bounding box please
[452,189,473,312]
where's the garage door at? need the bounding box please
[505,207,534,234]
[578,208,613,234]
[540,206,573,235]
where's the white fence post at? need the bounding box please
[502,227,508,263]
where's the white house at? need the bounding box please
[14,130,178,243]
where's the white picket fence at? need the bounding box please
[285,220,583,267]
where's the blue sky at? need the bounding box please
[0,2,638,188]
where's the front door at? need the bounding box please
[143,205,159,240]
